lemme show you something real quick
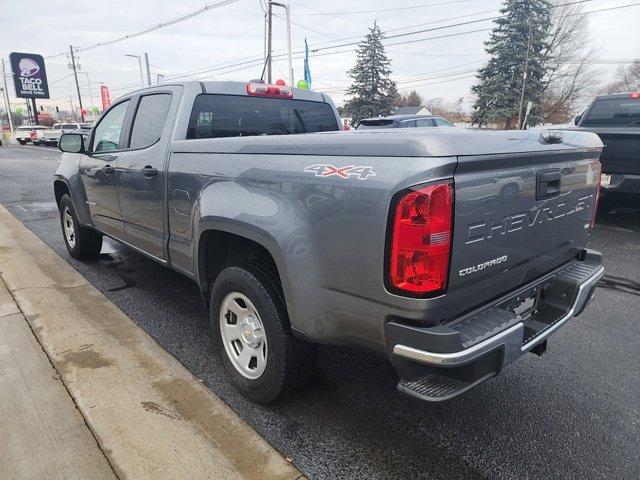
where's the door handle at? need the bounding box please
[102,165,114,175]
[141,165,158,177]
[536,169,561,200]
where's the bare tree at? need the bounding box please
[603,60,640,93]
[541,1,598,123]
[395,90,423,108]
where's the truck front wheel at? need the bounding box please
[59,194,103,260]
[210,263,317,403]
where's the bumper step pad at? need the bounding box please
[398,372,494,402]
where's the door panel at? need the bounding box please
[116,92,174,259]
[79,99,131,236]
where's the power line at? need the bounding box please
[142,0,602,85]
[57,0,640,94]
[292,0,473,16]
[45,0,239,59]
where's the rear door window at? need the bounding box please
[187,94,339,139]
[434,117,454,127]
[415,118,436,127]
[129,93,172,148]
[582,98,640,127]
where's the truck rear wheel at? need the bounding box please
[18,140,27,145]
[59,194,103,260]
[210,262,317,403]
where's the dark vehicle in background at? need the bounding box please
[574,92,640,195]
[54,80,604,405]
[357,114,454,130]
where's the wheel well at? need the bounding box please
[54,181,70,207]
[199,230,282,301]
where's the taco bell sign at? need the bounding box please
[9,52,50,99]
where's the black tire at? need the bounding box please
[210,262,317,403]
[18,140,27,145]
[59,194,103,260]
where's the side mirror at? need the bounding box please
[59,133,86,154]
[574,115,581,126]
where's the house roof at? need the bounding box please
[393,106,431,115]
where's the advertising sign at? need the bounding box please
[100,85,111,111]
[9,52,50,99]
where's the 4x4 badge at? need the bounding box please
[304,164,376,180]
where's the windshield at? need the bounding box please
[582,97,640,127]
[53,124,62,130]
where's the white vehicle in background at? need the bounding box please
[37,122,92,146]
[14,125,46,145]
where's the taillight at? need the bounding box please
[628,92,640,99]
[247,81,293,98]
[389,182,453,295]
[590,161,602,231]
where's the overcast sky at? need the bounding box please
[1,0,638,114]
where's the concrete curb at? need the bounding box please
[0,205,303,480]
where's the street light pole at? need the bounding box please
[78,72,94,117]
[269,1,294,85]
[266,1,273,83]
[1,59,14,134]
[144,53,152,87]
[125,54,145,88]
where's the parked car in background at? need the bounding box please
[572,92,640,196]
[14,125,46,145]
[356,114,454,130]
[36,122,92,146]
[55,80,604,405]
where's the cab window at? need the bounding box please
[129,94,172,149]
[187,94,339,139]
[92,100,130,152]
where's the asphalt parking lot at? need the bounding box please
[1,144,638,480]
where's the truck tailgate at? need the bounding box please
[587,128,640,175]
[448,146,601,311]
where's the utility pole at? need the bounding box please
[266,1,273,83]
[144,53,152,87]
[1,59,14,134]
[517,21,532,130]
[267,2,294,85]
[69,45,84,122]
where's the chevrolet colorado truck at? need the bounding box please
[54,80,604,403]
[574,92,640,195]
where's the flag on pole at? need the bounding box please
[304,38,312,88]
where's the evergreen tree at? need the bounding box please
[344,22,400,123]
[472,0,551,128]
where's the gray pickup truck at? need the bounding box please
[54,80,604,404]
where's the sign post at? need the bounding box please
[9,52,50,125]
